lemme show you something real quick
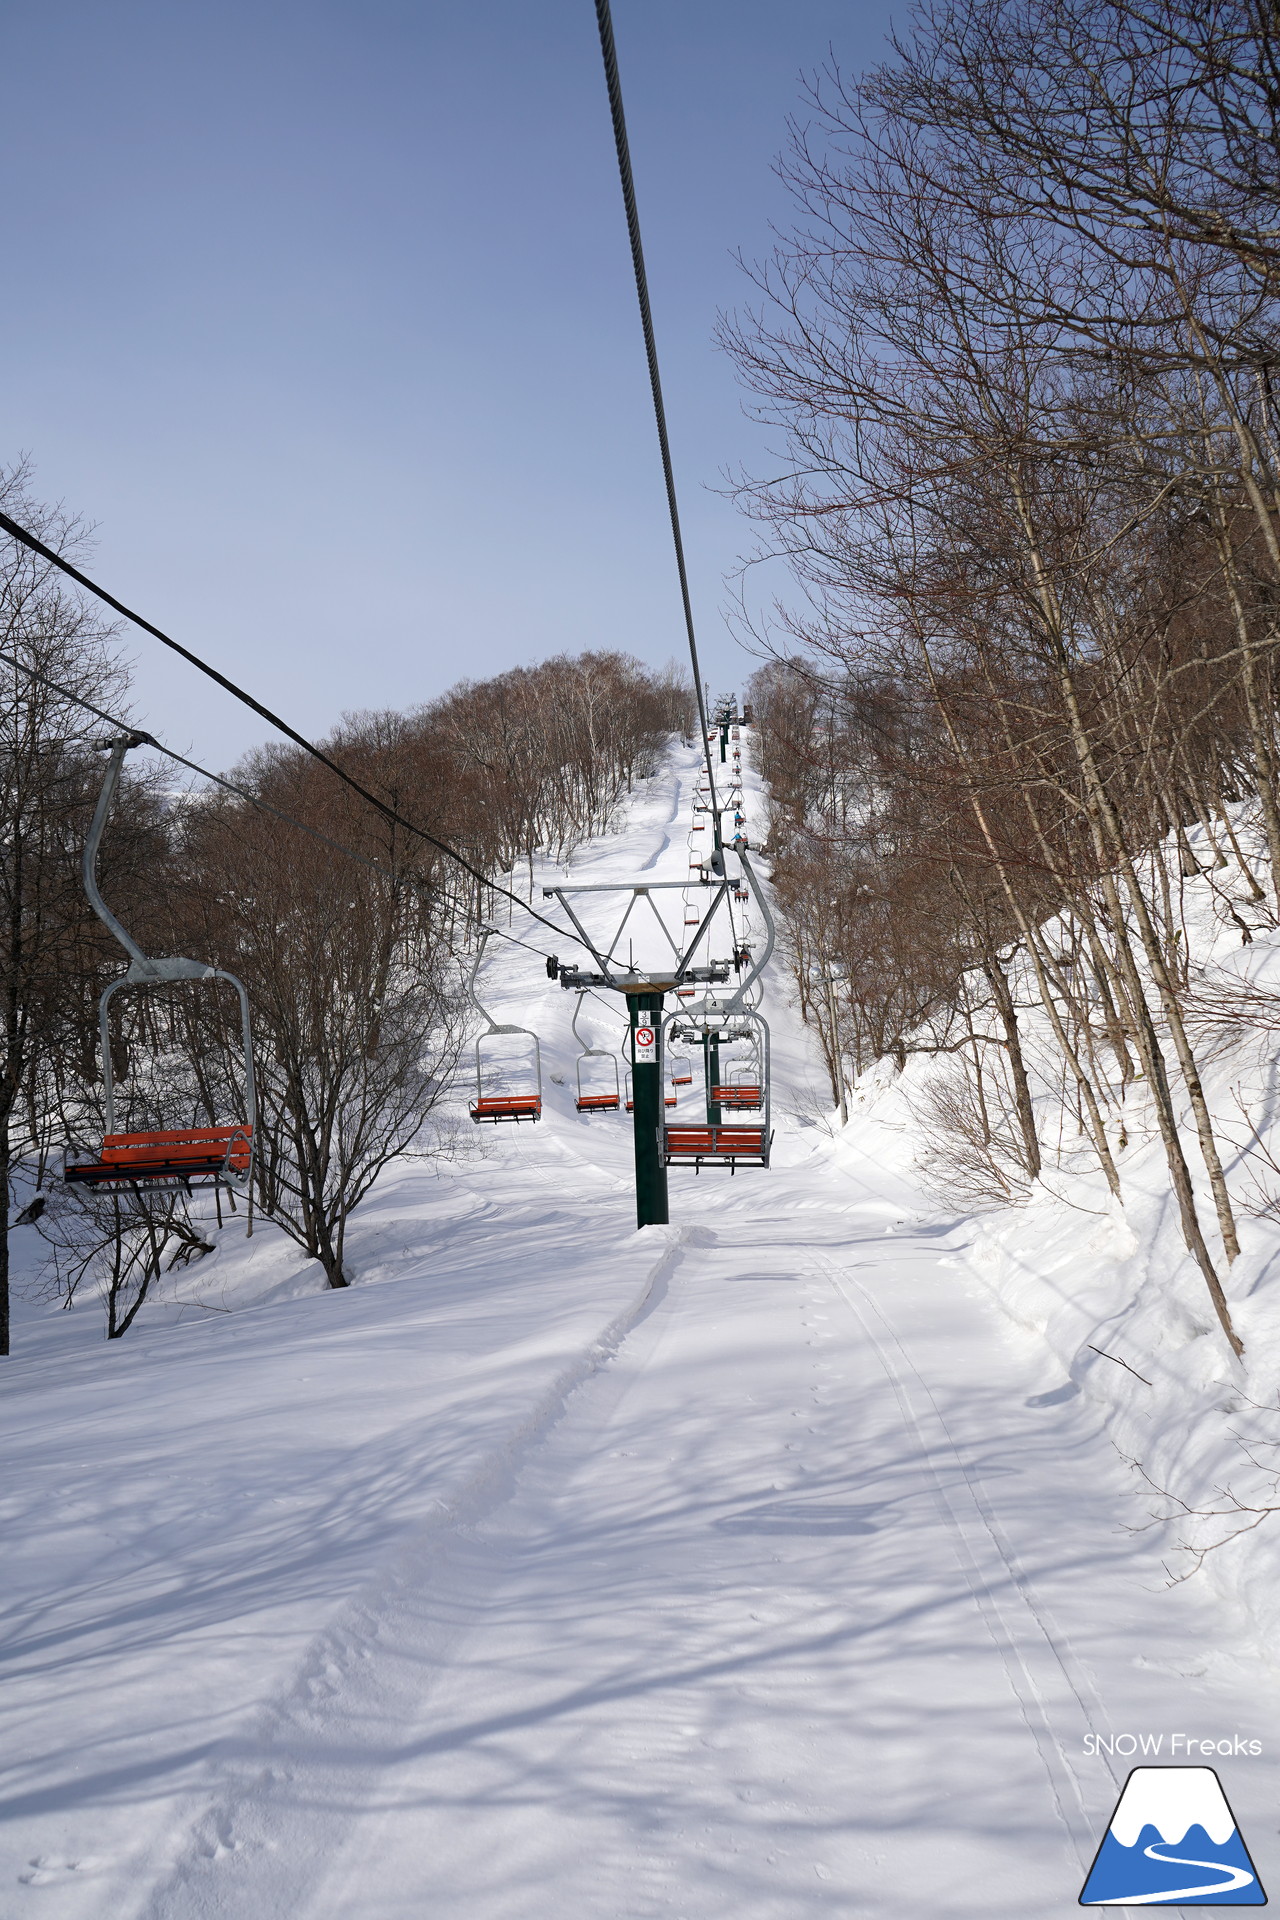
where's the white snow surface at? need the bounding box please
[4,737,1280,1919]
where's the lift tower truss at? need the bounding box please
[541,840,774,1227]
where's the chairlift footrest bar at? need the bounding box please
[470,1097,543,1123]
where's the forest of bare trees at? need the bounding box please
[0,454,692,1348]
[730,0,1280,1357]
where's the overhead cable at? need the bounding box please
[0,644,576,958]
[0,511,578,946]
[592,0,723,829]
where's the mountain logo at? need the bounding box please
[1080,1766,1266,1905]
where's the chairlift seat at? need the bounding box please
[471,1094,542,1123]
[663,1124,767,1164]
[712,1084,763,1109]
[576,1092,620,1112]
[671,1070,693,1085]
[66,1124,253,1188]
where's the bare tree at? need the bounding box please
[0,462,129,1356]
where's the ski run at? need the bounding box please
[6,733,1280,1920]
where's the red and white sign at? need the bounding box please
[634,1024,656,1063]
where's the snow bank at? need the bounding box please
[846,817,1280,1658]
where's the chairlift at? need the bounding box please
[63,737,258,1193]
[713,1072,764,1111]
[466,927,543,1122]
[712,1023,764,1109]
[660,1006,771,1170]
[670,1051,693,1086]
[573,993,620,1112]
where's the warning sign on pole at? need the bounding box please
[634,1024,656,1063]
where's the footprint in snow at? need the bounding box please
[20,1858,106,1885]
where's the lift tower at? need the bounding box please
[543,839,773,1228]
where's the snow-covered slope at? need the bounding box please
[848,815,1280,1673]
[4,740,1280,1919]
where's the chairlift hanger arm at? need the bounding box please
[83,736,212,979]
[671,878,731,984]
[467,927,501,1029]
[721,846,775,1012]
[469,926,546,1039]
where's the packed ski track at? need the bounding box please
[4,737,1280,1919]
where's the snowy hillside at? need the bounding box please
[850,814,1280,1665]
[5,738,1280,1918]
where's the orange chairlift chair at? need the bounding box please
[660,842,774,1173]
[713,1055,765,1111]
[468,928,543,1123]
[64,735,256,1191]
[573,993,621,1112]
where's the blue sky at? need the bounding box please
[1,2,897,768]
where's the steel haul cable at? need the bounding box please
[592,0,723,844]
[1,6,730,941]
[0,643,576,960]
[0,514,580,948]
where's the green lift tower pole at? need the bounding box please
[629,991,669,1228]
[704,1028,722,1125]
